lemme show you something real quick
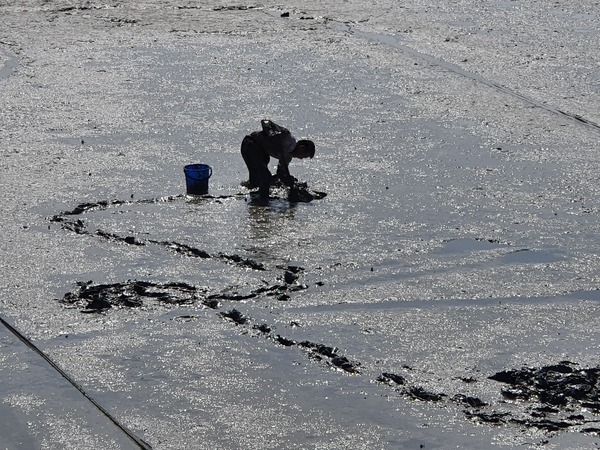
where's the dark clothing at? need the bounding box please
[241,135,272,195]
[241,120,297,197]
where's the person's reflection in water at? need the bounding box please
[244,202,297,262]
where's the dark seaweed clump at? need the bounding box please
[466,361,600,433]
[219,309,248,325]
[288,182,327,203]
[404,386,447,402]
[374,361,600,436]
[377,372,406,386]
[59,280,205,313]
[489,361,600,411]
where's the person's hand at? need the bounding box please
[282,175,297,187]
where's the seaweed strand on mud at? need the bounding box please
[57,278,600,437]
[371,360,600,436]
[218,308,361,374]
[59,280,204,313]
[50,195,267,271]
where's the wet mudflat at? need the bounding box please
[2,1,600,449]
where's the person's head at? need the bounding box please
[292,140,315,159]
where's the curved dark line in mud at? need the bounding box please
[220,308,361,374]
[59,279,600,438]
[212,305,600,436]
[50,195,267,271]
[321,21,600,132]
[51,191,324,270]
[216,307,600,437]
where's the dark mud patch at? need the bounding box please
[298,341,338,358]
[274,335,296,346]
[329,356,359,373]
[295,341,360,374]
[377,372,406,386]
[59,280,204,313]
[219,309,248,325]
[252,323,272,334]
[452,394,488,408]
[489,362,600,410]
[377,361,600,436]
[404,386,447,402]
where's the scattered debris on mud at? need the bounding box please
[376,362,600,436]
[488,361,600,410]
[59,280,205,313]
[217,309,361,374]
[51,196,600,436]
[57,280,600,435]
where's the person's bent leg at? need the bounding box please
[241,136,261,188]
[241,136,272,196]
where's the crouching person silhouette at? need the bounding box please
[241,119,315,200]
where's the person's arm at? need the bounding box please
[276,133,297,186]
[261,120,297,186]
[276,158,296,186]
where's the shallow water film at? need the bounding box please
[2,1,600,449]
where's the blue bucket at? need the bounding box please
[184,164,212,195]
